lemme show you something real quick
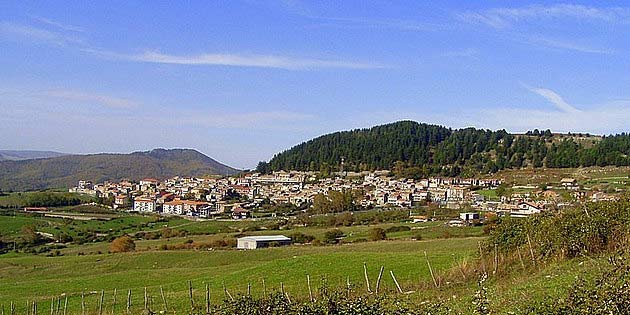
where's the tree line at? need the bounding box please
[259,121,630,177]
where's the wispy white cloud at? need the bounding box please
[458,5,620,55]
[45,89,140,109]
[476,103,629,134]
[0,22,83,46]
[2,19,382,71]
[473,88,628,134]
[525,36,615,54]
[460,4,630,28]
[528,87,580,114]
[98,50,384,70]
[307,15,445,32]
[350,88,629,135]
[30,16,86,33]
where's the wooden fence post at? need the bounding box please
[375,266,384,294]
[307,275,313,302]
[98,290,104,315]
[159,286,168,313]
[143,287,148,313]
[126,290,131,315]
[81,292,85,315]
[205,283,210,314]
[188,281,195,311]
[111,289,117,315]
[527,234,536,266]
[390,271,403,294]
[363,263,372,293]
[424,251,438,288]
[55,297,61,315]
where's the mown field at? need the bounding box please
[487,165,630,189]
[0,237,481,314]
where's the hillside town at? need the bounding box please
[68,171,620,221]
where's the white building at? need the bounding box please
[237,235,292,249]
[133,198,156,213]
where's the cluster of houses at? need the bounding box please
[68,171,618,220]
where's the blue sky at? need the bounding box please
[1,1,629,169]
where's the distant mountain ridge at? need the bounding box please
[265,121,630,176]
[0,148,238,191]
[0,150,67,161]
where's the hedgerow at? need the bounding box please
[485,196,630,260]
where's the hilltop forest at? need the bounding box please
[261,121,630,177]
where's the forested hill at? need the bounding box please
[0,149,239,192]
[0,150,66,161]
[263,121,630,177]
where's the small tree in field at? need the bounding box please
[110,235,136,253]
[368,227,387,241]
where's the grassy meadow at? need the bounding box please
[0,238,481,314]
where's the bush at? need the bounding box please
[368,227,387,241]
[519,251,630,314]
[411,231,423,240]
[322,229,344,244]
[109,235,136,253]
[486,197,630,259]
[289,232,315,244]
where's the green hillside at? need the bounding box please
[0,149,239,191]
[264,121,630,177]
[0,150,67,161]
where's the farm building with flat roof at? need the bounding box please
[237,235,292,249]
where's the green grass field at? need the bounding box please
[0,238,481,313]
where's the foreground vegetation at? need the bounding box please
[2,197,630,314]
[0,238,479,314]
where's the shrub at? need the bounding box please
[486,197,630,259]
[289,232,315,244]
[411,231,423,240]
[109,235,136,253]
[368,227,387,241]
[519,251,630,314]
[322,229,344,244]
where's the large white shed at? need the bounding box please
[237,235,292,249]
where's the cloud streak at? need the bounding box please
[460,4,630,28]
[306,15,444,32]
[2,20,383,71]
[103,50,384,70]
[31,16,86,33]
[473,88,628,134]
[0,22,82,46]
[525,36,615,54]
[528,87,580,113]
